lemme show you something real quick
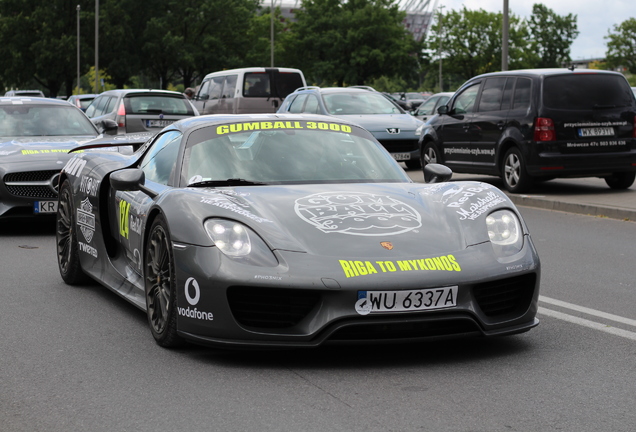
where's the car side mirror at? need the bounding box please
[110,168,158,198]
[424,163,453,183]
[437,105,449,115]
[101,119,118,135]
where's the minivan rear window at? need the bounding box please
[543,74,634,110]
[243,72,304,99]
[126,96,193,115]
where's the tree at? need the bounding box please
[527,4,578,68]
[286,0,423,86]
[426,7,530,86]
[605,18,636,73]
[0,0,97,97]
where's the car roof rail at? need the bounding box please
[348,85,376,91]
[294,86,321,92]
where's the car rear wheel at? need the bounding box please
[604,172,635,189]
[421,141,440,168]
[145,215,182,348]
[56,180,90,284]
[502,147,532,193]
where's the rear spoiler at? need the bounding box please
[69,132,155,154]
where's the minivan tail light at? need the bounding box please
[116,103,126,127]
[534,117,555,141]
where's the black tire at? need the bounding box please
[605,172,635,189]
[404,159,421,170]
[421,141,441,168]
[144,215,183,348]
[56,180,90,285]
[501,147,533,193]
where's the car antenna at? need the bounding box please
[568,64,576,71]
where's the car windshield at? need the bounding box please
[0,105,98,137]
[323,92,403,115]
[182,120,410,185]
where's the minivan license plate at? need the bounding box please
[578,127,613,137]
[359,286,457,314]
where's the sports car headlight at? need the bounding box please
[486,210,523,257]
[204,219,278,266]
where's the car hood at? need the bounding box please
[334,114,422,132]
[164,182,511,257]
[0,136,98,164]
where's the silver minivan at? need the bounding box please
[192,67,306,115]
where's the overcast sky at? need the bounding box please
[437,0,634,60]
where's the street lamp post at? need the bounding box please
[77,5,80,94]
[95,0,99,93]
[502,0,509,71]
[270,0,274,67]
[438,5,445,92]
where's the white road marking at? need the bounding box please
[538,307,636,341]
[539,295,636,328]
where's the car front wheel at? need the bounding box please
[56,180,89,285]
[145,215,182,348]
[502,147,532,193]
[421,141,440,168]
[605,172,635,189]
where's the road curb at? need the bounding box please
[507,195,635,222]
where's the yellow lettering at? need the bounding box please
[365,261,378,275]
[339,260,355,278]
[243,122,259,131]
[397,261,412,271]
[273,121,286,129]
[448,254,461,271]
[217,125,229,134]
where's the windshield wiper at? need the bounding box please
[188,178,267,187]
[593,104,618,109]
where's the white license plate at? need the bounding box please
[34,200,58,214]
[146,119,174,128]
[358,286,457,314]
[578,127,614,137]
[391,153,411,160]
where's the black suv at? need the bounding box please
[419,69,636,192]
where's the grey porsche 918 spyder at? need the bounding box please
[56,114,540,348]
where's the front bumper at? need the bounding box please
[171,240,541,348]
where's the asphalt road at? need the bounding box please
[1,178,635,431]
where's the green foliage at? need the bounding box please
[605,18,636,74]
[287,0,423,86]
[527,4,578,68]
[0,1,583,95]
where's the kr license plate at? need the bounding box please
[356,286,457,314]
[578,127,614,137]
[391,153,411,160]
[146,119,174,128]
[34,200,57,214]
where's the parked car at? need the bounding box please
[419,68,636,192]
[192,67,306,115]
[413,92,454,122]
[278,87,425,169]
[85,89,198,135]
[4,89,45,98]
[67,94,98,112]
[0,97,100,219]
[56,113,540,348]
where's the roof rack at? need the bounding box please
[294,86,321,92]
